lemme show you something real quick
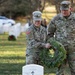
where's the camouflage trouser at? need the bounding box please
[68,53,75,75]
[26,55,34,64]
[26,52,40,65]
[56,64,64,75]
[56,45,75,75]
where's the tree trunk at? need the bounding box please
[70,0,75,12]
[54,3,60,14]
[37,0,46,12]
[71,0,73,4]
[40,0,46,12]
[54,0,63,14]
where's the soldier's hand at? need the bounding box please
[45,43,51,48]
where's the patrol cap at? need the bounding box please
[60,1,71,10]
[32,11,42,21]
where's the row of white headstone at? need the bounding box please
[22,64,44,75]
[0,22,30,38]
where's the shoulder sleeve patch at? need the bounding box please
[25,28,31,35]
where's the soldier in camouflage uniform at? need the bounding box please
[26,11,51,65]
[47,1,75,75]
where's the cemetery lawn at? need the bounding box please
[0,33,26,75]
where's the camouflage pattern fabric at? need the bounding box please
[47,12,75,75]
[26,24,47,64]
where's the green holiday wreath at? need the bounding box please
[40,38,66,68]
[8,35,16,41]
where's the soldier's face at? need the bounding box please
[33,20,41,27]
[61,8,71,16]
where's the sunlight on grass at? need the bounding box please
[0,33,26,75]
[0,51,25,56]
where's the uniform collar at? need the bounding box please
[60,12,74,20]
[33,25,41,31]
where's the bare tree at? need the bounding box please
[37,0,46,12]
[54,0,65,13]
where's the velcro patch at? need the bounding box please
[26,31,31,34]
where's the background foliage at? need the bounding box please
[0,0,75,19]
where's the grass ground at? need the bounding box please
[0,33,26,75]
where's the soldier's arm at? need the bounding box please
[26,28,46,48]
[47,19,56,39]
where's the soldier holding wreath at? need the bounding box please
[47,1,75,75]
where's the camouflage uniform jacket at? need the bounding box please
[47,12,75,48]
[26,24,47,55]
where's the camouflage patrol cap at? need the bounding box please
[32,11,42,21]
[60,1,71,10]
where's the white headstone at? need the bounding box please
[0,24,4,34]
[8,23,21,38]
[14,23,21,36]
[21,23,30,33]
[21,25,26,33]
[3,23,11,32]
[22,64,44,75]
[8,25,17,39]
[25,23,30,31]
